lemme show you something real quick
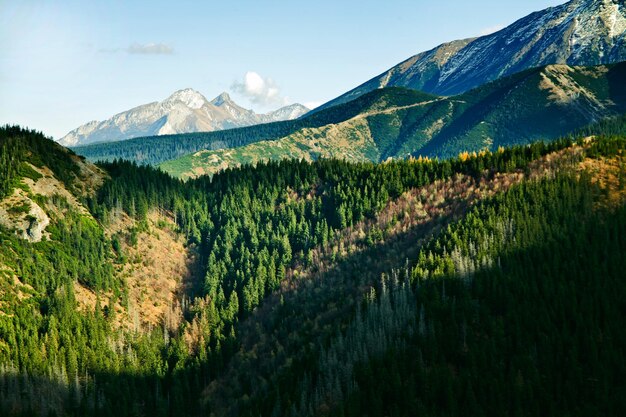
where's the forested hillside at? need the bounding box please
[1,125,626,416]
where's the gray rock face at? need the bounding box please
[58,89,309,146]
[24,215,47,242]
[317,0,626,111]
[0,193,50,243]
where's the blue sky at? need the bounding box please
[0,0,564,139]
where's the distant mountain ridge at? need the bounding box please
[316,0,626,112]
[58,89,309,146]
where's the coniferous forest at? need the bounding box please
[1,123,626,416]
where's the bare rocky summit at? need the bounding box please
[58,89,309,146]
[317,0,626,111]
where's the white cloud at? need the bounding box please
[479,24,505,36]
[98,42,175,55]
[126,43,174,55]
[304,101,323,110]
[231,71,289,107]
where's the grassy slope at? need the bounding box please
[160,119,380,179]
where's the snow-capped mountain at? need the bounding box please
[264,104,311,121]
[58,89,309,146]
[317,0,626,111]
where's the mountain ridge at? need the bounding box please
[315,0,626,112]
[58,89,309,146]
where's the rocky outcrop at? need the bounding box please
[0,189,50,243]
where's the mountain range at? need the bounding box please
[315,0,626,112]
[74,61,626,178]
[57,89,309,146]
[159,62,626,178]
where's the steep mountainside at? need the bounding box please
[316,0,626,112]
[58,89,309,146]
[160,62,626,178]
[0,128,105,242]
[0,126,198,329]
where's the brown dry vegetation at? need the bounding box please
[578,152,626,208]
[74,210,200,332]
[69,155,108,198]
[285,145,585,287]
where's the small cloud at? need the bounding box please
[231,71,289,107]
[126,43,174,55]
[479,24,505,36]
[304,101,323,110]
[97,43,175,55]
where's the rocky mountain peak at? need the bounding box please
[164,88,208,109]
[210,92,234,107]
[58,89,310,146]
[268,103,310,119]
